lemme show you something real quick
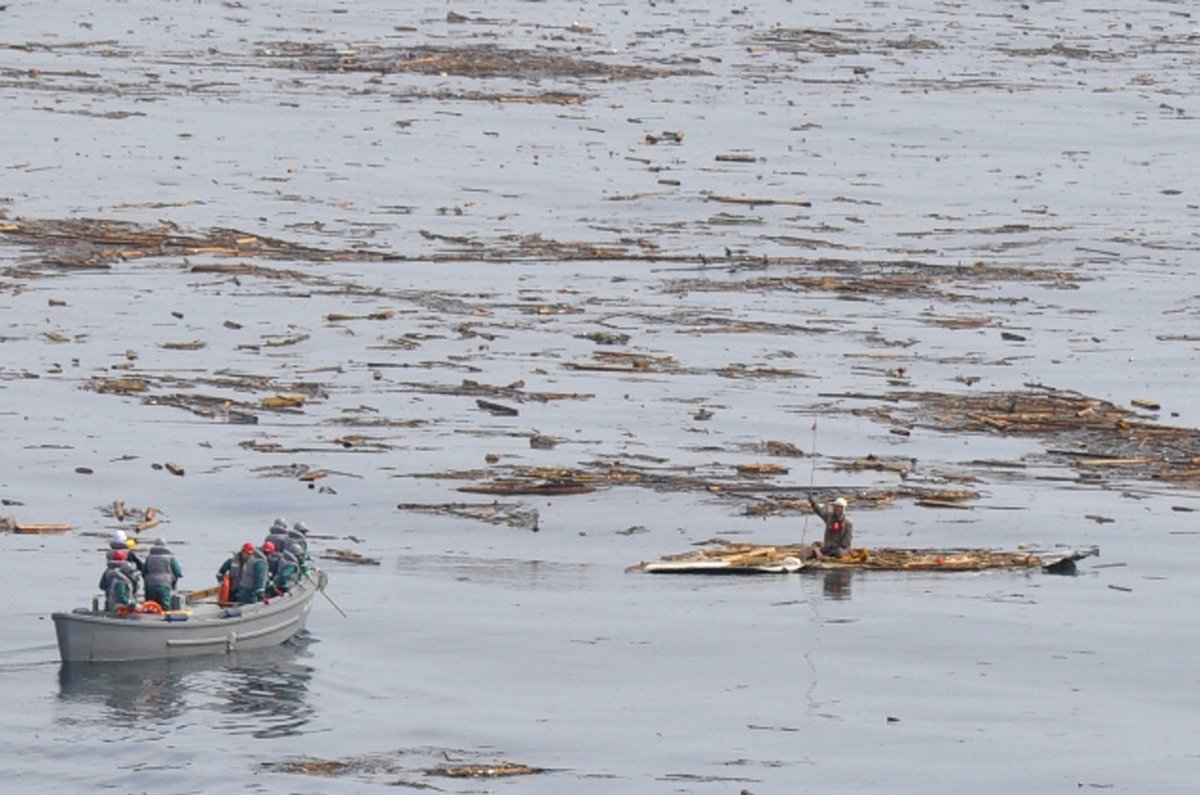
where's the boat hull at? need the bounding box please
[52,570,326,663]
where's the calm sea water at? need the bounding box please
[2,1,1199,792]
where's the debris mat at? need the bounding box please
[633,542,1099,574]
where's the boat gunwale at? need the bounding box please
[51,570,323,628]
[52,569,327,661]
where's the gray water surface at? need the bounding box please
[2,1,1199,792]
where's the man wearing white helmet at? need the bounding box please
[807,494,854,559]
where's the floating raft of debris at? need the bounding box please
[633,543,1099,575]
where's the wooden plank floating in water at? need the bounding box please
[320,548,380,566]
[14,523,73,534]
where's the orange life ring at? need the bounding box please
[138,601,165,615]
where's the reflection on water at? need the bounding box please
[821,569,853,601]
[401,554,594,591]
[58,658,190,726]
[57,633,317,738]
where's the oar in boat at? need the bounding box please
[307,570,347,618]
[185,585,221,603]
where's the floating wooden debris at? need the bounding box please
[321,548,380,566]
[386,377,590,406]
[136,506,160,532]
[105,500,160,530]
[914,497,973,509]
[529,433,557,449]
[496,91,585,105]
[764,440,804,457]
[160,339,207,351]
[841,455,911,478]
[261,394,307,410]
[1069,457,1152,468]
[644,130,684,145]
[262,41,691,81]
[325,310,395,322]
[263,752,545,783]
[476,398,518,416]
[259,332,311,348]
[706,194,811,207]
[396,502,539,529]
[94,378,148,394]
[736,463,789,476]
[268,758,353,777]
[429,763,544,778]
[0,216,396,271]
[459,480,593,496]
[632,542,1099,575]
[12,522,73,535]
[565,351,677,373]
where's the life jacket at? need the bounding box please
[119,561,142,596]
[237,550,268,595]
[265,531,290,555]
[99,560,122,592]
[145,546,178,588]
[286,529,309,558]
[276,550,300,589]
[831,520,843,534]
[107,570,133,609]
[222,553,245,587]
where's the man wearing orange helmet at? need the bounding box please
[234,543,269,604]
[103,549,136,612]
[215,542,254,602]
[264,540,301,596]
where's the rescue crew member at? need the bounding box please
[105,551,136,612]
[107,530,145,592]
[216,542,253,598]
[99,548,126,594]
[265,541,301,596]
[235,543,269,604]
[287,522,310,566]
[143,538,184,609]
[264,519,291,561]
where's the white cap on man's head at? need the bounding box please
[834,497,848,508]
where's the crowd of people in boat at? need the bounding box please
[99,518,314,613]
